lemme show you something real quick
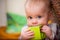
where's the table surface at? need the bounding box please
[0,26,20,40]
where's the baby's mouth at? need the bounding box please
[32,24,38,26]
[31,24,42,27]
[30,24,39,27]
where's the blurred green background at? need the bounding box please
[6,12,27,34]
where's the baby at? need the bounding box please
[19,0,56,40]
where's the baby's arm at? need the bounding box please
[19,26,34,40]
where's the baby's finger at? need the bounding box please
[41,29,45,33]
[27,30,33,33]
[29,35,34,38]
[25,28,31,32]
[27,35,34,39]
[27,32,34,36]
[41,25,48,30]
[41,27,46,32]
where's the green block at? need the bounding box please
[29,25,46,40]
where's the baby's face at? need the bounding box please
[25,2,49,26]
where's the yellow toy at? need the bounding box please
[29,25,46,40]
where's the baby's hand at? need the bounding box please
[20,27,34,40]
[41,25,53,40]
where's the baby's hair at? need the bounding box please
[25,0,51,12]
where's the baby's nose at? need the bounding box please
[32,20,38,24]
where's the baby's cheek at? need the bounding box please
[42,21,48,25]
[38,20,48,25]
[27,21,32,26]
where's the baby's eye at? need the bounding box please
[29,16,32,19]
[37,16,41,19]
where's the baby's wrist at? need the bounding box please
[19,35,25,40]
[49,32,55,40]
[19,35,30,40]
[49,35,53,40]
